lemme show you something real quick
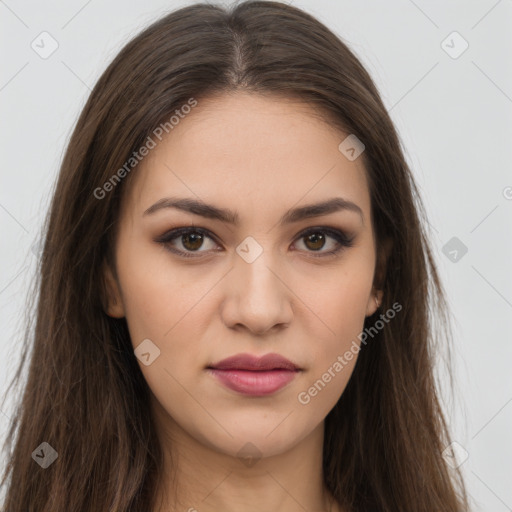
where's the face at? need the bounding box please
[104,92,383,460]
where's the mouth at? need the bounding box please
[206,353,301,396]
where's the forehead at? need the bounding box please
[122,92,371,226]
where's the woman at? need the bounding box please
[0,1,469,511]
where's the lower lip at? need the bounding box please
[207,369,298,396]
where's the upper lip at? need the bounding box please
[207,353,300,371]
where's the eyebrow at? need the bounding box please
[143,196,364,225]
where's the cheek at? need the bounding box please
[115,240,199,341]
[297,259,373,401]
[295,288,364,419]
[304,263,373,347]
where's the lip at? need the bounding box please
[207,353,301,396]
[209,353,300,372]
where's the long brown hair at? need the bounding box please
[0,1,468,510]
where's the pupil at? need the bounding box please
[306,233,324,250]
[183,233,203,250]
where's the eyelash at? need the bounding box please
[154,225,355,259]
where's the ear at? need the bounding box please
[366,236,393,317]
[101,260,125,318]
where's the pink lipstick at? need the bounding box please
[207,353,301,396]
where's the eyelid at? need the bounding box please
[154,225,355,258]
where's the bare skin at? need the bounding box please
[103,91,387,512]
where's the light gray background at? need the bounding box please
[1,0,511,510]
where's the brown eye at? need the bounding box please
[155,225,354,260]
[294,227,355,257]
[181,232,205,251]
[155,227,220,258]
[303,232,326,251]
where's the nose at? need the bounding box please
[220,251,294,336]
